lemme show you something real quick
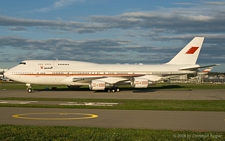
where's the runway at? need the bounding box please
[0,89,225,100]
[0,89,225,131]
[0,107,225,131]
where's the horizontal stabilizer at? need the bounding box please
[180,64,220,70]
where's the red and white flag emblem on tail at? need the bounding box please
[186,47,199,54]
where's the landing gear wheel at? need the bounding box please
[27,88,33,93]
[105,87,120,93]
[112,87,119,92]
[104,88,110,92]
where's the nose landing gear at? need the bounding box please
[26,84,33,93]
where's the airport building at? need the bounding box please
[168,73,225,84]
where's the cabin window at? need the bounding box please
[19,62,26,65]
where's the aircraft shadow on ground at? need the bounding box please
[131,85,188,93]
[34,85,190,93]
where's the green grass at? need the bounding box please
[1,98,225,111]
[0,125,224,141]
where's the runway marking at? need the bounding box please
[60,102,119,106]
[0,100,38,104]
[12,113,98,120]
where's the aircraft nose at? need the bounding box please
[3,70,10,78]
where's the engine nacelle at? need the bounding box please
[89,80,106,90]
[131,78,149,88]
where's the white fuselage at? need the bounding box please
[5,60,198,86]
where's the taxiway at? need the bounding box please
[0,89,225,100]
[0,107,225,131]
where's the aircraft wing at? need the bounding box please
[85,73,170,83]
[96,77,128,84]
[88,74,144,84]
[62,74,149,86]
[96,75,163,85]
[61,76,107,85]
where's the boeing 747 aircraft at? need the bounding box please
[4,37,218,93]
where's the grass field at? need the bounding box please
[1,97,225,112]
[0,125,224,141]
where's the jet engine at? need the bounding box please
[131,78,149,88]
[89,80,106,90]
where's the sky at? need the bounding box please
[0,0,225,72]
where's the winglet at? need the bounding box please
[166,37,204,65]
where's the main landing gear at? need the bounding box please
[26,83,33,93]
[106,87,120,93]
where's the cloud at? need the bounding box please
[0,36,224,64]
[34,0,84,12]
[0,37,137,62]
[1,0,225,35]
[54,0,82,8]
[1,7,225,35]
[204,1,225,6]
[0,36,171,64]
[0,36,128,50]
[0,16,104,33]
[8,26,27,31]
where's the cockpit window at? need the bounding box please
[19,62,26,65]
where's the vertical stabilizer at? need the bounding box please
[166,37,204,65]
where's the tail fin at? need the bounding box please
[166,37,204,65]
